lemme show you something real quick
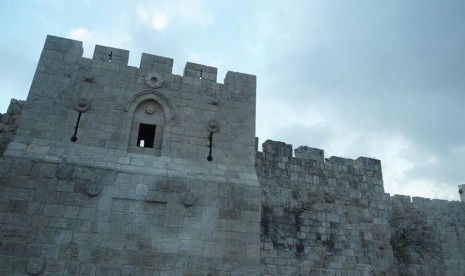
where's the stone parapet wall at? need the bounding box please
[1,35,465,275]
[459,184,465,202]
[390,195,465,276]
[256,139,465,275]
[11,35,257,167]
[0,35,261,275]
[0,99,25,156]
[256,140,396,275]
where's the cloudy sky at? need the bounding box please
[1,0,464,200]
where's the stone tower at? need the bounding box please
[4,35,465,276]
[459,184,465,202]
[0,35,260,275]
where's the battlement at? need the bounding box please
[2,34,465,276]
[459,184,465,202]
[12,35,258,168]
[184,62,217,82]
[41,35,244,84]
[259,139,381,172]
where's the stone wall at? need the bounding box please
[0,35,261,275]
[1,35,465,275]
[459,184,465,202]
[0,99,24,156]
[390,195,465,275]
[256,140,397,275]
[10,35,257,168]
[0,156,260,275]
[256,140,465,276]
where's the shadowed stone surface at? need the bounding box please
[0,35,464,276]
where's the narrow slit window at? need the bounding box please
[137,124,156,148]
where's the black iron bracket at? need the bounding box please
[70,111,82,142]
[207,131,213,162]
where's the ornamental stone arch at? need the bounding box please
[125,91,174,156]
[125,90,174,120]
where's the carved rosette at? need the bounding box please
[60,243,79,260]
[85,181,103,196]
[145,104,155,114]
[207,120,220,133]
[27,258,45,275]
[75,98,91,112]
[183,192,197,207]
[145,72,164,89]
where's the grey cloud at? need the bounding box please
[1,0,464,200]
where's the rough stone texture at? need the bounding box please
[257,140,465,276]
[0,35,260,275]
[0,99,25,156]
[1,35,465,276]
[0,159,261,275]
[389,195,465,275]
[257,140,397,275]
[459,184,465,202]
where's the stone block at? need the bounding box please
[56,180,75,192]
[0,159,11,173]
[152,237,179,253]
[179,239,204,254]
[7,199,28,213]
[79,263,95,276]
[44,203,66,217]
[57,164,75,179]
[41,244,60,259]
[45,258,65,273]
[63,260,79,276]
[10,160,32,176]
[101,234,126,250]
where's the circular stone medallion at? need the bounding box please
[183,193,197,207]
[145,72,164,89]
[85,181,102,196]
[27,258,45,275]
[75,98,91,112]
[145,105,155,114]
[207,120,220,133]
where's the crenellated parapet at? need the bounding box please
[459,184,465,202]
[9,35,258,169]
[257,139,465,275]
[259,139,382,177]
[183,62,217,82]
[140,53,173,73]
[39,35,246,85]
[93,44,129,65]
[294,145,324,162]
[0,35,262,275]
[2,34,465,276]
[0,99,25,156]
[257,139,395,275]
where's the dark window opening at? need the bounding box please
[137,124,156,148]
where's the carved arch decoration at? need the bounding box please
[125,90,174,156]
[125,90,174,121]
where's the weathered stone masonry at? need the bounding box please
[257,141,397,275]
[256,141,465,276]
[1,35,465,275]
[0,35,260,275]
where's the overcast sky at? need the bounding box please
[1,0,464,200]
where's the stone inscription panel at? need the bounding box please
[111,198,166,225]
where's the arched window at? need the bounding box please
[128,99,165,156]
